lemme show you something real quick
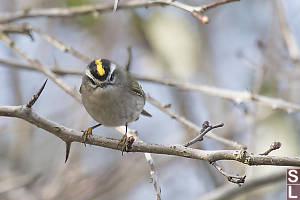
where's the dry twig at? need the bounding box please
[138,75,300,113]
[259,142,282,156]
[199,170,285,200]
[0,0,240,24]
[185,121,224,147]
[0,34,82,102]
[146,95,246,149]
[28,25,91,63]
[114,0,120,12]
[0,58,82,76]
[210,162,246,185]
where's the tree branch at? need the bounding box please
[0,105,299,166]
[185,121,224,147]
[199,171,285,200]
[0,33,82,102]
[28,25,91,63]
[0,58,82,76]
[1,57,300,114]
[138,75,300,113]
[0,0,240,24]
[146,95,246,149]
[211,162,246,185]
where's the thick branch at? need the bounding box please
[0,105,299,166]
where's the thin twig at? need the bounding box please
[137,75,300,113]
[202,0,240,11]
[114,0,119,12]
[0,58,83,76]
[28,25,91,63]
[0,34,82,102]
[26,79,48,108]
[184,121,224,147]
[259,142,282,156]
[0,23,33,40]
[115,127,163,198]
[0,0,240,24]
[199,171,285,200]
[0,23,91,63]
[145,153,162,200]
[211,162,246,185]
[146,95,246,149]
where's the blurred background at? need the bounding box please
[0,0,300,199]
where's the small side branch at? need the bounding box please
[211,162,246,185]
[136,75,300,113]
[185,121,224,147]
[113,0,119,12]
[28,25,91,63]
[202,0,240,11]
[146,95,246,149]
[259,142,282,156]
[0,23,33,40]
[199,171,285,200]
[145,153,162,200]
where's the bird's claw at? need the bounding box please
[117,134,128,155]
[81,127,93,146]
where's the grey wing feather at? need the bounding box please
[128,77,145,97]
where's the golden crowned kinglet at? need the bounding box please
[80,58,151,146]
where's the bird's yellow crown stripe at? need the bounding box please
[95,59,105,76]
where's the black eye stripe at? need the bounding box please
[110,71,115,81]
[88,76,96,85]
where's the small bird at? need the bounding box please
[79,58,151,149]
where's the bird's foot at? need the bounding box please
[117,134,128,155]
[81,124,101,146]
[81,127,93,146]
